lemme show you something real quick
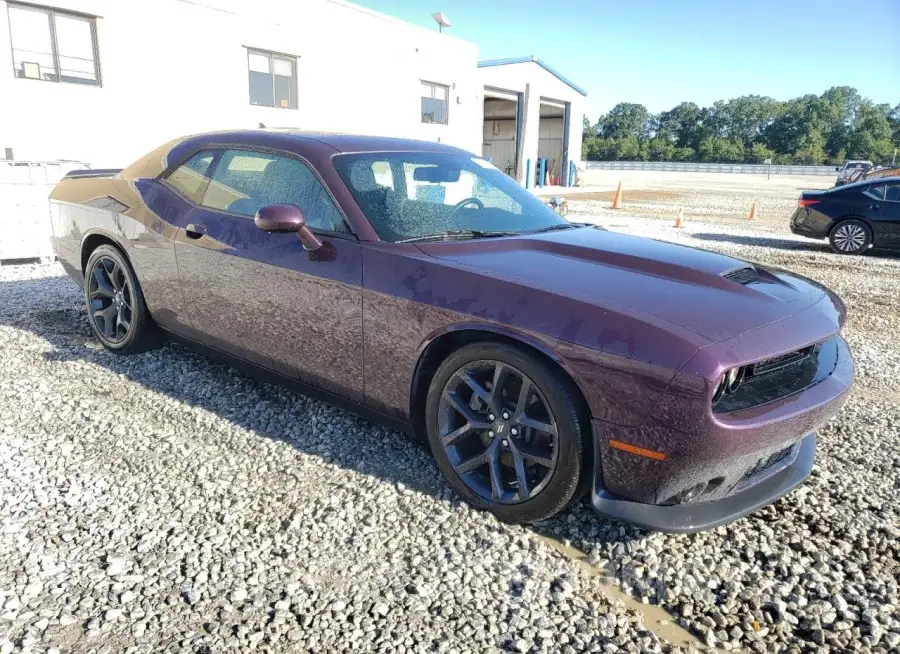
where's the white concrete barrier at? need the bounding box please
[0,160,88,263]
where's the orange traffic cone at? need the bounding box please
[674,208,685,229]
[748,201,757,220]
[611,182,624,209]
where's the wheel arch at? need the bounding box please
[80,230,130,273]
[409,324,592,440]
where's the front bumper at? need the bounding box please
[588,307,852,533]
[591,433,816,533]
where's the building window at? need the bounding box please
[248,49,297,109]
[7,2,100,85]
[421,81,449,125]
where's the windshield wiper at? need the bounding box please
[397,229,519,244]
[531,223,579,234]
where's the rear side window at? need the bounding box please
[166,151,216,203]
[885,183,900,202]
[865,184,886,201]
[201,149,346,233]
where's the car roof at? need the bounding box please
[182,129,471,155]
[833,176,900,191]
[288,131,470,155]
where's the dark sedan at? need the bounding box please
[49,131,853,532]
[791,177,900,254]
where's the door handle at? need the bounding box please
[868,204,880,211]
[185,223,207,239]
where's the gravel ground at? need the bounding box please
[554,200,900,653]
[1,182,898,653]
[0,266,687,654]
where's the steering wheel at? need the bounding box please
[449,197,484,216]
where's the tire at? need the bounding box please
[83,244,161,354]
[829,219,872,255]
[425,342,589,523]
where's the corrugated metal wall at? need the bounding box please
[0,161,88,263]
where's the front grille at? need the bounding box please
[713,336,838,413]
[722,267,759,285]
[738,445,794,485]
[749,345,817,378]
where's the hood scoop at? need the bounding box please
[722,266,759,285]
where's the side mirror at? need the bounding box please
[254,204,322,251]
[835,166,840,171]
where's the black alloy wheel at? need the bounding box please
[426,343,588,523]
[87,255,134,344]
[438,359,559,503]
[83,245,160,354]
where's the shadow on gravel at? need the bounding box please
[691,232,900,259]
[0,275,650,563]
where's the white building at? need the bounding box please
[0,0,585,188]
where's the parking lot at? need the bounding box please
[1,171,898,653]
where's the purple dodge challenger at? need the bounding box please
[49,131,853,532]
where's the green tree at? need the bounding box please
[598,103,650,140]
[746,142,776,164]
[847,101,894,162]
[658,102,702,149]
[698,137,745,163]
[645,137,676,161]
[715,95,782,145]
[583,87,897,164]
[821,86,862,160]
[672,146,695,161]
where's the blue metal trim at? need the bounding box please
[477,56,587,97]
[538,158,546,187]
[525,159,532,189]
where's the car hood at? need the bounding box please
[416,227,827,343]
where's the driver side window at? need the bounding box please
[200,149,348,233]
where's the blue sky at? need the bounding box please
[355,0,900,121]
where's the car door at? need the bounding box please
[878,182,900,247]
[172,147,364,402]
[862,182,898,247]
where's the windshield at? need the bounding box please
[333,151,566,242]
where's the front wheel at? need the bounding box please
[829,219,872,255]
[425,342,589,523]
[83,245,161,354]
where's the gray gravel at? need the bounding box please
[0,265,684,653]
[554,210,900,653]
[1,208,898,653]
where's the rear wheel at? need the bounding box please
[829,219,871,255]
[425,342,588,523]
[84,245,160,353]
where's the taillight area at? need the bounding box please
[798,198,821,208]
